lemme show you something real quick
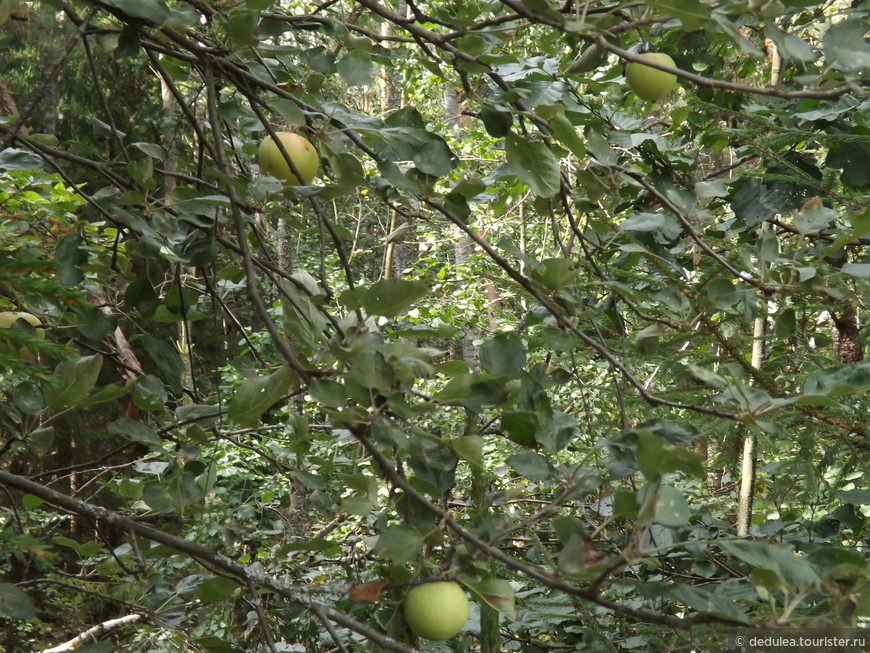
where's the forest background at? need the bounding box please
[0,0,869,651]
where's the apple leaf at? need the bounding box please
[107,418,164,449]
[372,524,423,564]
[479,332,526,377]
[505,133,561,197]
[337,49,376,86]
[197,576,239,604]
[414,139,455,177]
[362,278,428,318]
[0,584,36,620]
[0,148,42,170]
[103,0,171,25]
[841,263,870,278]
[506,451,553,481]
[795,197,837,235]
[226,366,293,427]
[823,19,870,72]
[44,355,103,408]
[764,21,817,62]
[546,113,586,159]
[653,485,691,528]
[467,578,516,620]
[651,0,709,30]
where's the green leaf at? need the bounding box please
[55,232,87,285]
[133,375,168,411]
[198,577,239,604]
[652,0,709,30]
[837,489,870,505]
[44,355,103,408]
[142,482,175,513]
[434,373,514,412]
[479,332,526,377]
[505,132,561,198]
[104,0,171,24]
[132,142,167,159]
[719,541,822,592]
[546,113,586,159]
[823,19,870,72]
[637,430,704,480]
[223,9,258,46]
[373,524,423,564]
[530,257,576,291]
[414,139,455,177]
[795,197,836,235]
[0,148,42,170]
[638,582,750,623]
[0,584,36,620]
[633,324,660,356]
[467,578,516,620]
[22,494,43,509]
[842,263,870,278]
[226,366,293,427]
[107,418,163,448]
[337,49,376,86]
[803,363,870,397]
[76,305,116,340]
[502,410,538,448]
[479,106,513,137]
[451,435,484,470]
[654,485,691,527]
[557,533,587,579]
[750,567,783,600]
[764,21,817,62]
[773,307,796,339]
[585,129,617,166]
[506,451,553,481]
[309,378,347,408]
[362,278,428,318]
[706,278,739,309]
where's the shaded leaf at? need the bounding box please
[480,332,526,377]
[507,450,553,481]
[373,524,423,564]
[226,366,293,427]
[654,485,691,527]
[198,577,239,604]
[0,584,36,620]
[505,132,561,197]
[467,578,516,620]
[823,19,870,72]
[362,279,428,318]
[44,355,103,408]
[104,0,171,24]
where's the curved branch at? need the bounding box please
[0,469,418,653]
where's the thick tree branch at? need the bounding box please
[0,469,418,653]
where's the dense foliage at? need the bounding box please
[1,1,868,651]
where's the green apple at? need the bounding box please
[625,53,677,102]
[0,311,45,359]
[258,131,319,185]
[403,581,469,641]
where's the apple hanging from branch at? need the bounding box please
[403,581,469,641]
[258,131,319,185]
[625,53,678,102]
[0,311,45,359]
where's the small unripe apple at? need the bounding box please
[625,53,677,102]
[0,311,45,359]
[403,581,469,641]
[258,131,319,185]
